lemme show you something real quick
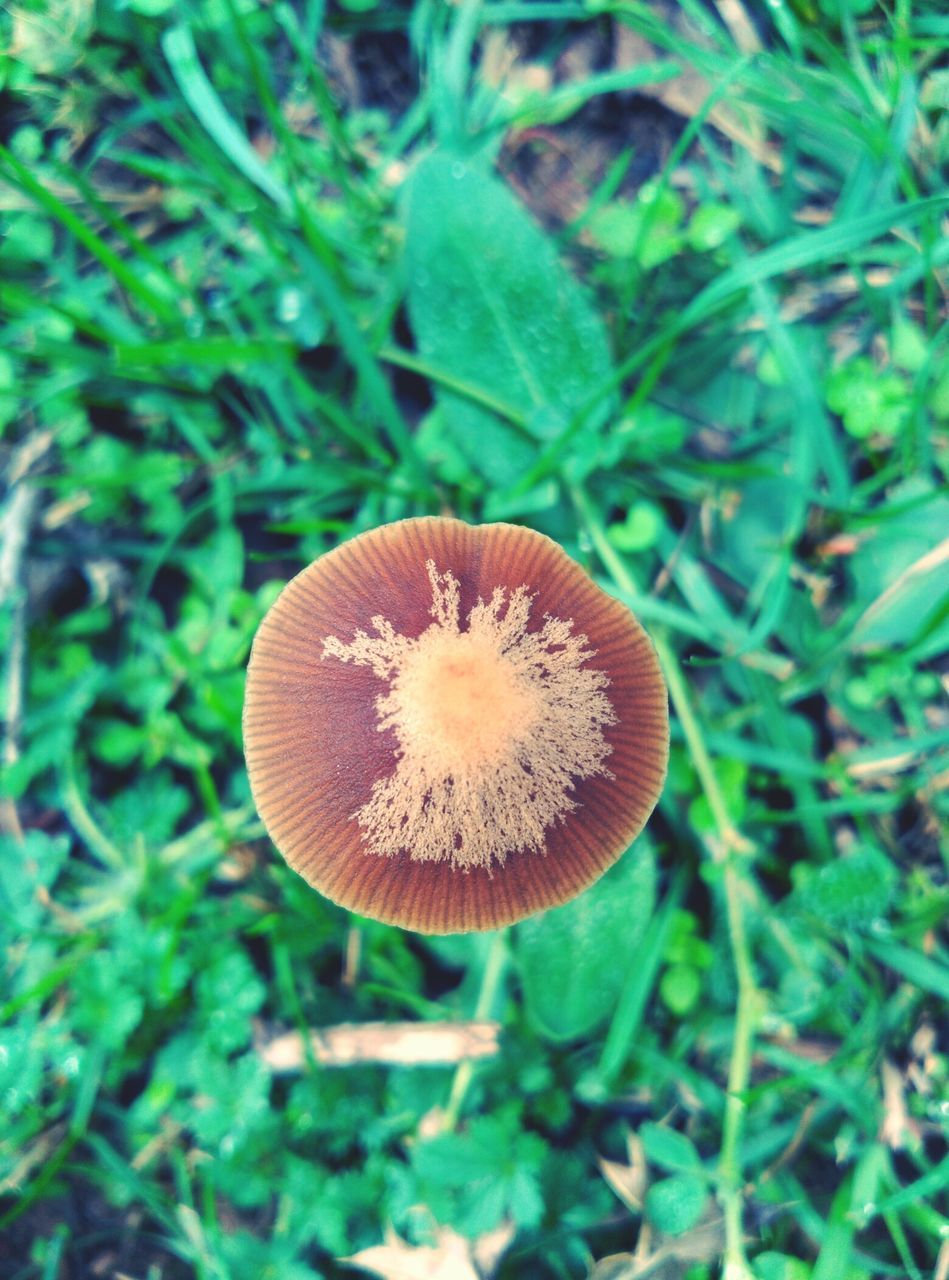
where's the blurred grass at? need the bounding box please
[1,0,948,1277]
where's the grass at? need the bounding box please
[1,0,948,1277]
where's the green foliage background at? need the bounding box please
[1,1,947,1277]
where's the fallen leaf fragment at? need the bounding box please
[879,1058,922,1151]
[598,1130,647,1212]
[613,17,780,173]
[257,1020,500,1071]
[342,1222,514,1280]
[935,1237,949,1280]
[588,1210,728,1278]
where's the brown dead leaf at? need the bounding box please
[470,1221,517,1278]
[82,558,129,609]
[879,1059,922,1151]
[712,0,762,53]
[759,1034,837,1066]
[613,16,780,173]
[9,0,93,75]
[759,1102,817,1185]
[342,922,363,989]
[588,1255,641,1280]
[817,533,863,557]
[935,1237,949,1280]
[481,28,552,101]
[598,1130,647,1212]
[215,843,258,883]
[41,491,93,530]
[908,1020,938,1096]
[0,1121,67,1196]
[131,1117,186,1172]
[599,1157,645,1215]
[591,1202,793,1279]
[342,1223,514,1280]
[257,1020,500,1071]
[588,1210,728,1279]
[845,749,919,780]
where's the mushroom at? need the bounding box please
[243,517,668,933]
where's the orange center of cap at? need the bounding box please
[322,560,616,869]
[392,629,539,776]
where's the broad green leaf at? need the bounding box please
[850,537,949,652]
[0,1022,46,1126]
[589,188,684,269]
[0,831,70,936]
[640,1122,702,1174]
[403,151,615,486]
[787,846,896,930]
[825,357,909,439]
[711,449,804,589]
[755,1253,813,1280]
[687,201,742,251]
[410,1116,546,1233]
[644,1173,709,1236]
[848,479,949,656]
[71,951,145,1051]
[608,500,663,552]
[659,963,702,1015]
[891,319,929,373]
[515,838,656,1043]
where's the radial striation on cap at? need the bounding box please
[243,517,669,933]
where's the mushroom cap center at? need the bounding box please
[394,628,539,776]
[320,559,618,869]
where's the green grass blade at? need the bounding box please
[0,145,181,326]
[161,23,293,214]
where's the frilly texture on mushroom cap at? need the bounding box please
[243,517,669,933]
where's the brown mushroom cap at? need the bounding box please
[243,517,668,933]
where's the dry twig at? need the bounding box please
[257,1019,501,1072]
[0,434,50,841]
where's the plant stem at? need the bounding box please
[719,857,759,1280]
[0,444,45,844]
[61,750,127,871]
[570,482,758,1279]
[442,929,509,1131]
